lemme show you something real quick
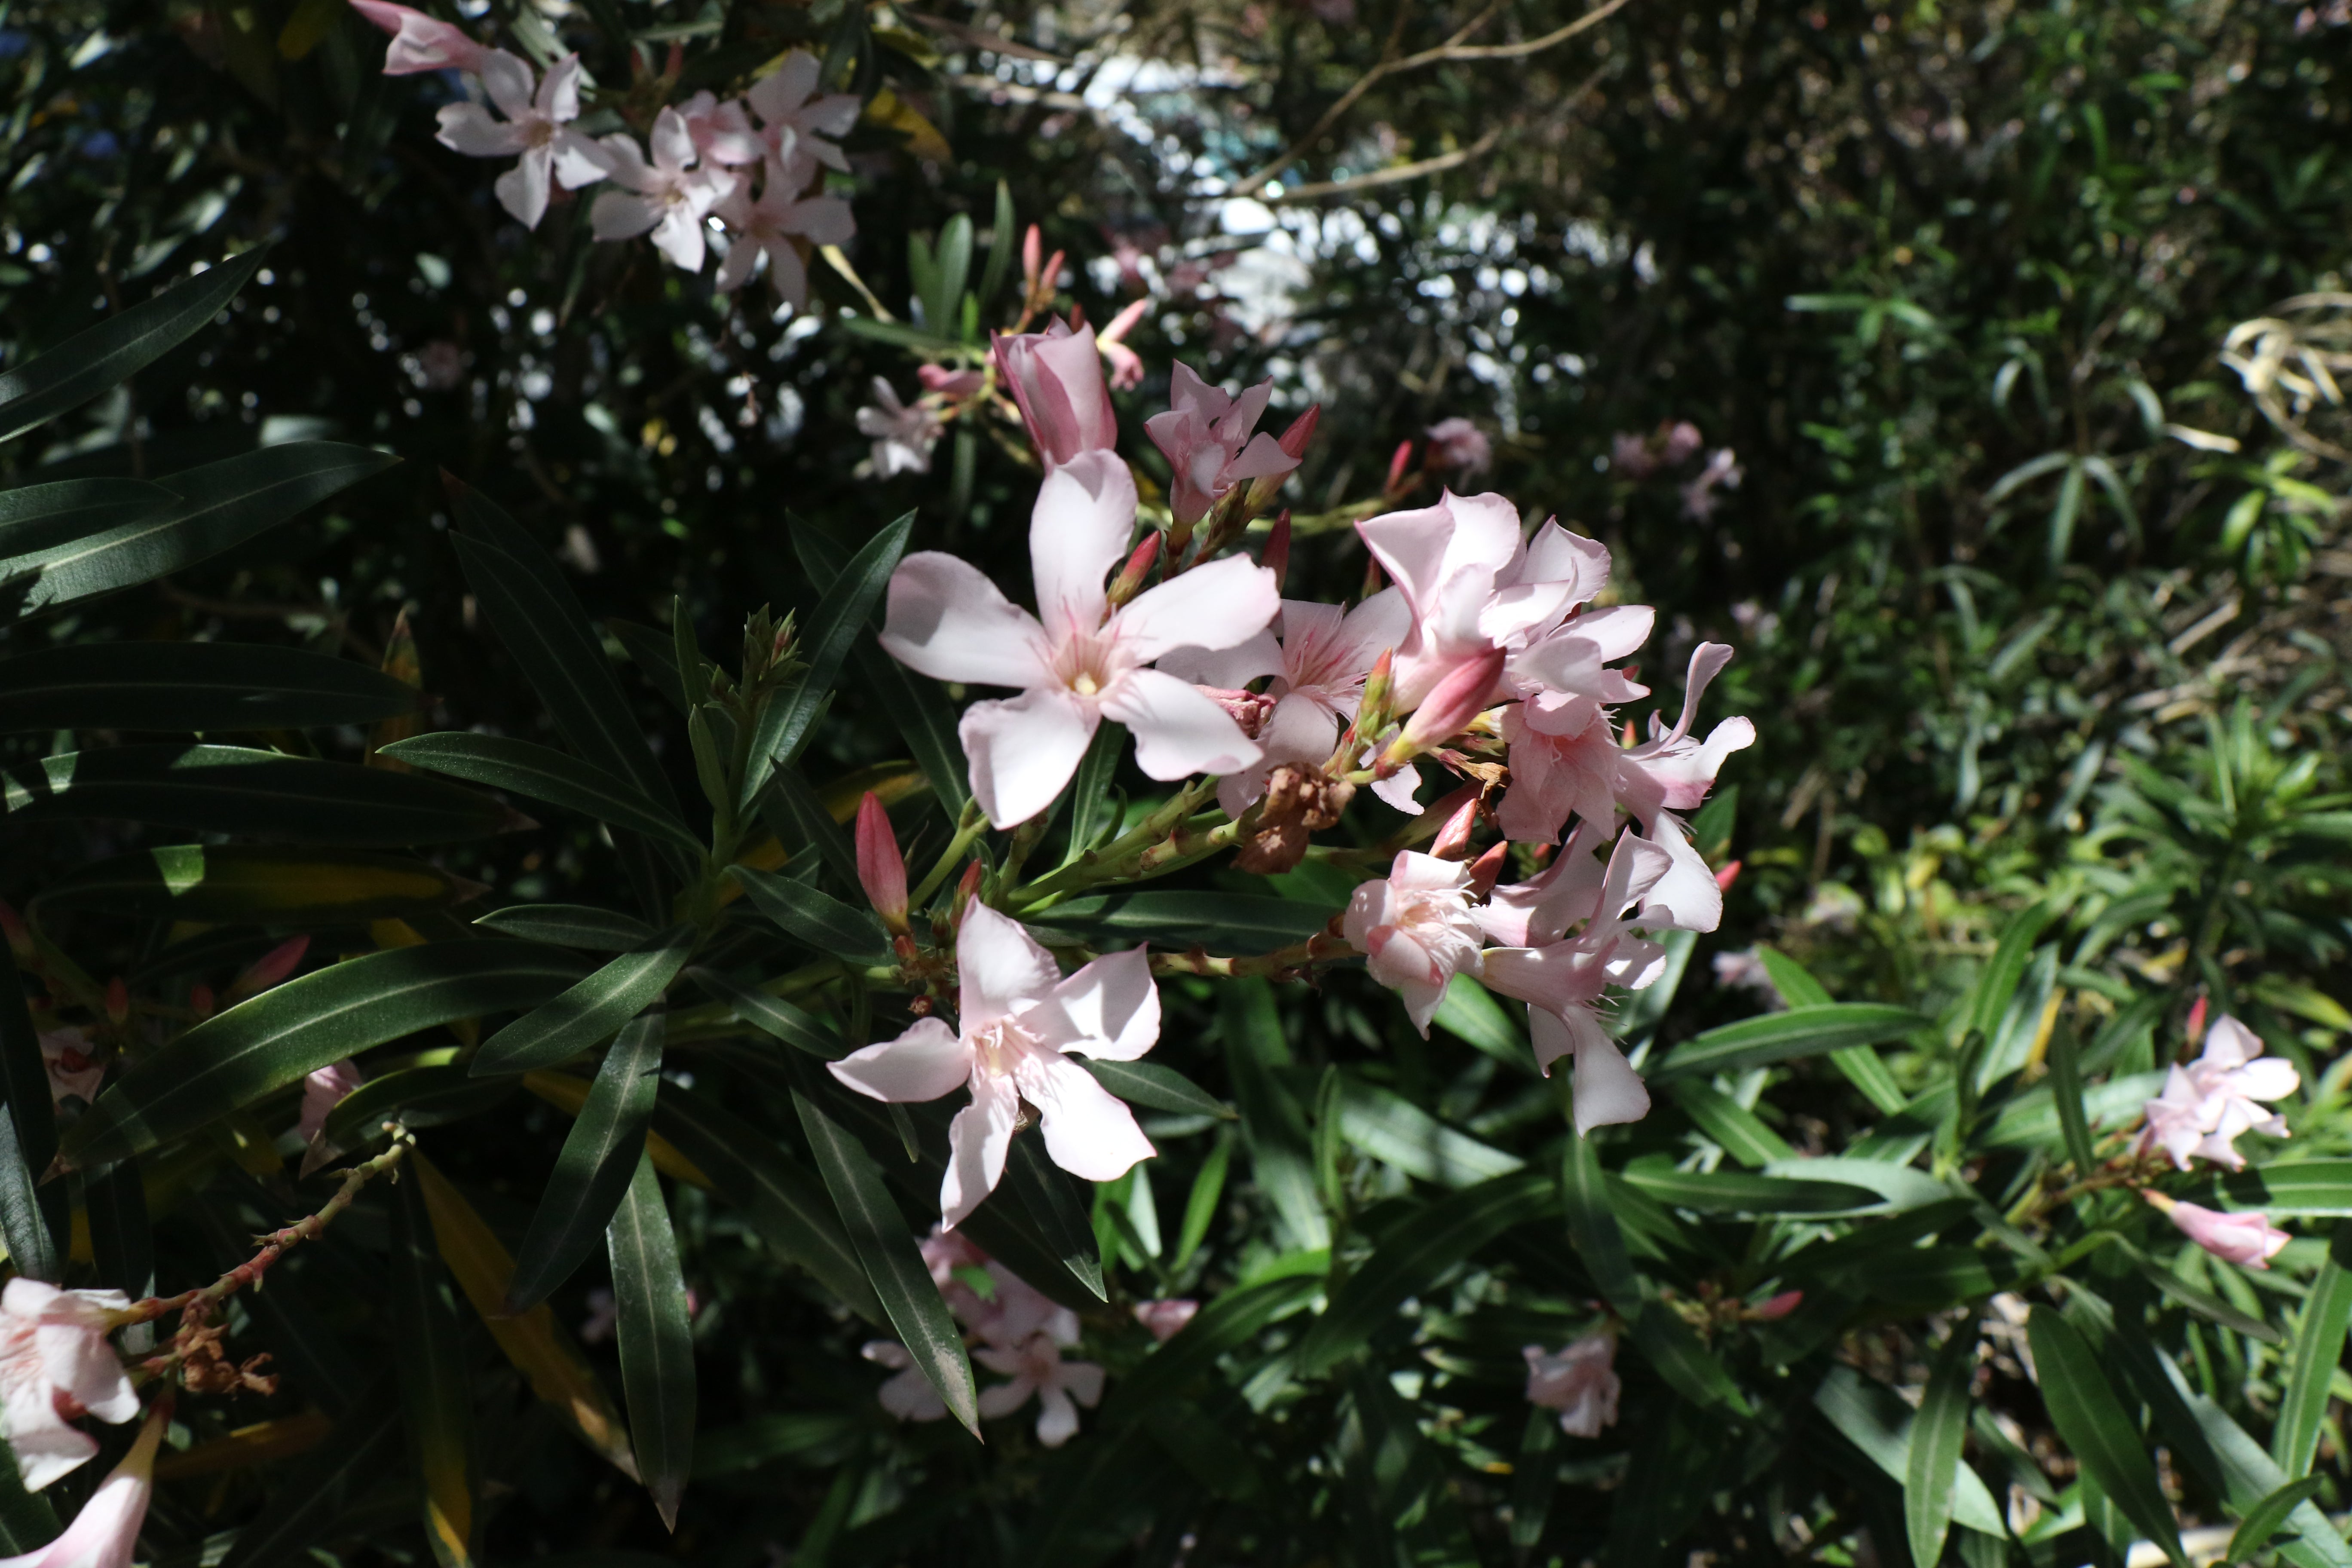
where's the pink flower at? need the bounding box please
[590,109,737,272]
[964,1262,1079,1350]
[878,452,1277,827]
[1355,492,1614,715]
[0,1281,139,1491]
[577,1286,617,1345]
[2152,1194,2291,1270]
[433,52,610,230]
[349,0,490,74]
[919,364,986,398]
[1477,827,1671,1133]
[863,1340,949,1422]
[1144,364,1300,526]
[36,1031,101,1108]
[0,1403,162,1568]
[827,902,1160,1226]
[675,90,764,166]
[1681,448,1743,521]
[1094,298,1152,392]
[992,320,1119,469]
[1133,1298,1199,1342]
[2140,1014,2299,1171]
[855,379,941,478]
[1523,1332,1619,1437]
[1343,851,1486,1035]
[745,51,861,174]
[713,153,853,305]
[855,792,910,932]
[1158,590,1412,817]
[974,1332,1105,1446]
[1424,417,1492,478]
[295,1059,364,1145]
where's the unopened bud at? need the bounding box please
[1430,792,1481,860]
[855,793,910,935]
[2185,992,2209,1044]
[1356,648,1395,739]
[1384,439,1414,496]
[950,861,984,933]
[1277,404,1321,462]
[1262,512,1291,592]
[1022,224,1042,291]
[230,936,310,1001]
[1360,553,1386,602]
[190,984,215,1019]
[1749,1289,1803,1321]
[0,902,29,960]
[1467,841,1510,898]
[1107,530,1161,609]
[1389,649,1504,762]
[104,977,129,1025]
[1714,859,1742,892]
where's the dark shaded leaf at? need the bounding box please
[682,966,843,1058]
[749,512,912,800]
[0,641,416,732]
[474,903,656,951]
[851,641,970,823]
[1028,891,1337,952]
[2027,1305,2186,1567]
[391,1169,478,1568]
[1333,1074,1520,1187]
[219,1388,401,1568]
[1651,1004,1931,1080]
[1620,1164,1881,1214]
[472,928,695,1075]
[381,732,700,854]
[83,1155,151,1295]
[728,865,890,962]
[0,947,61,1282]
[1219,980,1329,1252]
[1080,1057,1234,1120]
[319,1063,515,1151]
[2230,1478,2329,1567]
[2274,1222,2352,1477]
[37,845,480,925]
[1561,1133,1642,1317]
[0,478,174,557]
[608,1151,695,1530]
[508,1014,665,1313]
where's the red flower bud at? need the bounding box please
[950,861,985,933]
[104,977,129,1025]
[1262,512,1292,593]
[1749,1289,1803,1321]
[1467,840,1510,898]
[230,935,310,1001]
[1398,649,1504,753]
[2185,992,2209,1044]
[1714,859,1742,892]
[856,793,910,935]
[1022,224,1042,291]
[1107,529,1161,609]
[1430,791,1482,860]
[1277,403,1320,460]
[1384,439,1414,496]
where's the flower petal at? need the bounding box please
[1029,451,1136,639]
[828,1017,972,1104]
[589,189,662,242]
[650,210,707,272]
[1019,1054,1155,1181]
[879,553,1054,690]
[1099,667,1262,781]
[493,147,553,229]
[959,686,1098,829]
[1570,1030,1651,1134]
[940,1072,1020,1228]
[1115,554,1280,665]
[434,102,527,159]
[955,902,1063,1031]
[1033,1385,1081,1446]
[1027,946,1159,1061]
[478,49,536,118]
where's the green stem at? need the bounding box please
[910,799,989,911]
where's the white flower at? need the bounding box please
[878,451,1279,827]
[296,1058,363,1145]
[433,52,611,230]
[974,1332,1106,1447]
[1343,850,1486,1035]
[1523,1332,1620,1437]
[675,89,764,166]
[714,153,854,306]
[0,1281,138,1491]
[863,1340,949,1422]
[745,50,861,173]
[0,1403,161,1568]
[827,902,1160,1226]
[590,109,738,272]
[2141,1014,2299,1171]
[854,378,939,477]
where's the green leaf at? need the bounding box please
[1295,1170,1554,1376]
[1631,1308,1751,1415]
[793,1091,979,1434]
[0,744,515,845]
[851,642,971,824]
[2026,1304,2186,1567]
[681,967,842,1058]
[1172,1131,1231,1270]
[977,181,1017,306]
[390,1170,478,1568]
[1219,980,1329,1252]
[1669,1081,1794,1166]
[648,1086,879,1322]
[381,733,700,855]
[6,444,397,614]
[1103,1273,1324,1422]
[727,865,890,962]
[217,1391,401,1568]
[2049,1003,2099,1176]
[318,1062,514,1151]
[0,249,265,444]
[607,618,689,714]
[1332,1075,1522,1187]
[0,641,416,732]
[474,904,656,952]
[691,1410,858,1479]
[1813,1363,2007,1537]
[508,1015,665,1314]
[1650,1003,1930,1081]
[1906,1327,1977,1568]
[59,940,588,1170]
[1980,1071,2163,1150]
[2274,1222,2352,1477]
[0,947,61,1283]
[2230,1478,2330,1567]
[37,845,481,925]
[1751,951,1906,1109]
[758,766,859,891]
[1079,1057,1234,1120]
[608,1151,696,1530]
[83,1155,150,1295]
[1431,974,1534,1074]
[472,929,695,1076]
[998,1136,1107,1302]
[1968,900,2061,1044]
[750,512,913,801]
[0,478,175,557]
[1061,720,1127,867]
[2197,1161,2352,1216]
[2125,1245,2282,1342]
[1561,1133,1642,1317]
[1029,892,1336,952]
[1619,1165,1881,1214]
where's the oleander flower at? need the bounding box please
[713,153,854,306]
[827,902,1160,1226]
[1133,1298,1199,1342]
[433,52,611,230]
[37,1030,101,1107]
[590,109,737,272]
[295,1059,364,1145]
[878,451,1278,827]
[349,0,490,74]
[992,320,1119,469]
[0,1281,139,1491]
[1523,1332,1620,1437]
[974,1332,1105,1447]
[863,1341,949,1422]
[855,379,942,478]
[745,50,861,173]
[1144,364,1301,525]
[0,1402,162,1568]
[675,89,763,166]
[2148,1192,2291,1270]
[1424,417,1492,478]
[2140,1014,2299,1171]
[1343,851,1486,1034]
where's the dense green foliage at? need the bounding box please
[0,1,2348,1565]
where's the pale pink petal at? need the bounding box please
[650,107,697,171]
[1034,1385,1081,1446]
[1057,1360,1106,1406]
[959,687,1098,829]
[1018,1054,1155,1181]
[493,146,554,228]
[15,1407,157,1543]
[1355,501,1457,618]
[879,553,1054,689]
[589,189,663,242]
[1029,451,1136,638]
[1369,768,1424,813]
[1115,554,1281,665]
[786,194,855,245]
[5,1389,96,1491]
[955,903,1063,1030]
[2231,1060,2300,1101]
[1027,947,1159,1061]
[1100,668,1262,781]
[715,237,759,294]
[801,92,862,139]
[976,1374,1038,1418]
[1155,628,1283,691]
[828,1017,973,1104]
[478,49,536,118]
[650,209,707,272]
[2201,1016,2263,1070]
[878,1364,949,1421]
[434,102,527,159]
[550,129,614,188]
[763,238,810,308]
[1570,1029,1651,1133]
[747,52,819,123]
[941,1072,1021,1227]
[1633,813,1723,934]
[597,132,656,192]
[537,53,582,120]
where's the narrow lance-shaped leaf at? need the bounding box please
[728,865,890,962]
[852,641,970,823]
[507,1014,666,1314]
[390,1170,478,1568]
[1219,980,1329,1252]
[83,1157,151,1296]
[2230,1478,2330,1568]
[2026,1305,2187,1568]
[1650,1004,1932,1080]
[36,846,482,926]
[793,1090,979,1434]
[1905,1326,1977,1568]
[474,904,656,952]
[0,642,417,733]
[681,966,843,1059]
[749,511,914,800]
[60,941,588,1171]
[2049,1006,2099,1178]
[609,1153,696,1530]
[0,248,265,444]
[1561,1133,1641,1317]
[2274,1221,2352,1478]
[472,929,695,1077]
[217,1391,402,1568]
[0,946,61,1283]
[1001,1136,1106,1303]
[0,478,175,559]
[381,732,701,855]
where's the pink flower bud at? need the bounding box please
[992,321,1118,468]
[1397,649,1504,753]
[1277,403,1321,461]
[2148,1191,2291,1269]
[950,861,984,933]
[1430,791,1482,860]
[348,0,492,74]
[229,935,310,1001]
[1262,511,1292,591]
[1384,439,1415,496]
[917,364,985,398]
[1749,1289,1803,1320]
[1715,859,1742,892]
[103,977,129,1026]
[1133,1298,1199,1342]
[1106,529,1161,609]
[856,793,910,934]
[1021,224,1042,292]
[1466,840,1510,899]
[2185,992,2209,1044]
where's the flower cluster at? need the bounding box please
[865,1230,1107,1447]
[2126,1010,2299,1269]
[353,5,853,306]
[1522,1330,1620,1437]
